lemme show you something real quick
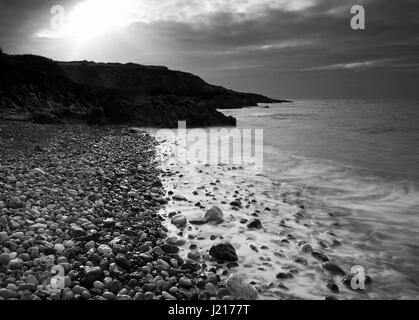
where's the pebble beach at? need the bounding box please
[0,121,372,300]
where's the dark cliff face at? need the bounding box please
[0,53,285,127]
[59,61,285,108]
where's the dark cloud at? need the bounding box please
[1,0,418,98]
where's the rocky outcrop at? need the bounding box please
[59,61,287,109]
[0,52,287,127]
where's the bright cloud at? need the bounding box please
[35,0,315,40]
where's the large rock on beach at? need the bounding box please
[171,214,187,228]
[204,206,224,224]
[209,243,238,262]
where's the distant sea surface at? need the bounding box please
[221,99,419,297]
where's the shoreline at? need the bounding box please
[152,130,375,300]
[0,121,233,300]
[0,120,377,300]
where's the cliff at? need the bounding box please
[0,52,287,127]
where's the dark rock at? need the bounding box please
[189,219,207,225]
[115,254,131,270]
[276,272,294,280]
[209,243,238,262]
[108,280,123,294]
[322,261,346,276]
[247,219,262,229]
[326,281,339,293]
[230,200,242,207]
[69,226,86,238]
[173,195,188,201]
[161,244,180,254]
[82,266,104,284]
[311,251,330,262]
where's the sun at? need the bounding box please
[36,0,145,41]
[63,0,135,40]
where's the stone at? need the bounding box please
[0,231,9,244]
[326,281,339,293]
[103,218,115,227]
[0,253,11,266]
[230,200,242,207]
[33,168,46,175]
[102,292,115,300]
[189,219,207,225]
[108,280,123,294]
[0,289,17,299]
[29,223,47,230]
[157,259,170,271]
[322,261,346,276]
[187,252,201,261]
[8,258,23,270]
[97,244,112,255]
[311,251,330,262]
[69,225,86,238]
[161,244,180,254]
[62,290,75,300]
[226,275,258,300]
[7,196,23,209]
[171,214,187,228]
[179,277,193,288]
[144,291,156,300]
[162,291,177,300]
[83,266,104,283]
[12,231,24,238]
[204,206,224,224]
[209,243,238,262]
[173,195,188,201]
[115,254,131,269]
[143,283,157,292]
[247,219,262,229]
[93,281,105,290]
[25,275,39,285]
[54,243,66,253]
[300,243,313,253]
[85,240,96,250]
[276,272,294,280]
[204,283,217,295]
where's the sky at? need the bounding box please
[1,0,418,99]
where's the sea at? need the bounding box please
[147,99,419,299]
[220,99,419,298]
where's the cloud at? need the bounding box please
[301,58,400,71]
[1,0,419,98]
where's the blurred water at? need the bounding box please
[221,99,419,297]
